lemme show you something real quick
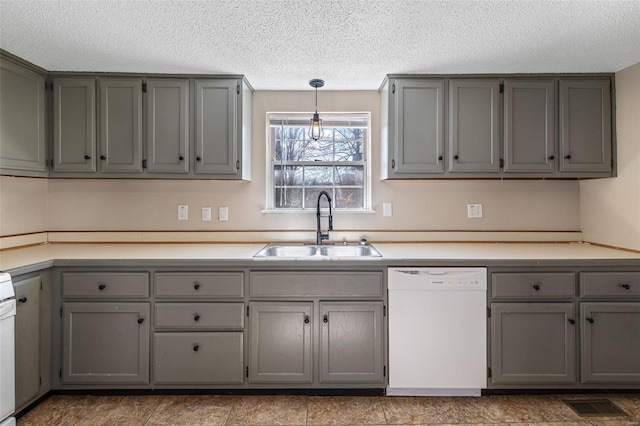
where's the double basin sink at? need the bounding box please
[254,243,382,259]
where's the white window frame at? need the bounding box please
[265,112,372,212]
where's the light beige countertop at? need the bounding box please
[1,242,639,274]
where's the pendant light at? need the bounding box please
[308,79,324,141]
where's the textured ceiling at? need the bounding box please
[1,0,640,90]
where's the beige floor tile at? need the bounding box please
[145,395,235,426]
[307,396,387,425]
[226,395,308,425]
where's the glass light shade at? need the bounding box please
[309,112,323,140]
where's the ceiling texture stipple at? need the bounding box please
[1,0,639,90]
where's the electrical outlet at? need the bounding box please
[202,207,212,221]
[219,206,229,221]
[467,203,483,219]
[383,202,393,217]
[177,205,188,220]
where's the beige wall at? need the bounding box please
[0,176,48,236]
[581,62,640,251]
[3,90,581,237]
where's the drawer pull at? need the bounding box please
[137,317,145,324]
[621,283,631,290]
[193,344,199,352]
[193,282,200,290]
[532,284,541,291]
[98,284,106,290]
[304,315,310,324]
[323,314,329,324]
[18,296,27,304]
[586,317,595,324]
[568,318,575,325]
[194,314,200,322]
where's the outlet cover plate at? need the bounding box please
[467,203,483,218]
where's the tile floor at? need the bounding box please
[17,393,640,426]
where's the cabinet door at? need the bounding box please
[319,302,383,383]
[581,302,640,383]
[145,79,189,173]
[194,79,239,175]
[62,302,149,384]
[391,79,445,174]
[449,79,501,172]
[503,80,556,173]
[248,302,312,383]
[559,80,611,173]
[0,60,46,172]
[14,276,40,408]
[52,78,96,172]
[98,79,143,172]
[491,303,576,384]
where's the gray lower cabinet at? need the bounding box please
[319,302,384,383]
[14,276,41,408]
[559,79,612,173]
[62,302,150,384]
[581,302,640,383]
[0,58,47,174]
[145,79,189,173]
[98,78,144,173]
[448,79,501,172]
[248,302,313,383]
[503,80,556,173]
[153,332,243,384]
[52,78,97,173]
[491,303,576,384]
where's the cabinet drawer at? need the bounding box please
[62,272,149,298]
[154,303,244,330]
[492,273,575,299]
[153,332,243,384]
[154,272,244,298]
[580,272,640,298]
[250,272,383,298]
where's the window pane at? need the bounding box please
[304,187,333,209]
[335,166,364,185]
[335,188,364,209]
[304,166,333,186]
[275,188,303,208]
[275,139,305,161]
[304,139,333,161]
[274,165,303,186]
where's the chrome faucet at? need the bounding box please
[316,191,333,245]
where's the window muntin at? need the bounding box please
[268,113,369,211]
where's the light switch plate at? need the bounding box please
[177,205,188,220]
[467,203,483,218]
[219,206,229,221]
[202,207,212,221]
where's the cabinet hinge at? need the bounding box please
[142,83,147,93]
[487,307,491,318]
[246,305,249,317]
[499,84,504,93]
[142,159,147,169]
[236,84,240,95]
[391,83,395,94]
[488,367,492,378]
[246,366,249,378]
[383,365,386,377]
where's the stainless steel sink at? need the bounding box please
[253,243,382,258]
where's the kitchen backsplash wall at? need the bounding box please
[581,61,640,251]
[2,91,581,237]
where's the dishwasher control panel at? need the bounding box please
[388,268,487,290]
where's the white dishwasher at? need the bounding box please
[0,273,16,426]
[387,267,487,396]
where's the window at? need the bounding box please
[267,113,370,211]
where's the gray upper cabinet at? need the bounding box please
[581,302,640,383]
[503,80,556,173]
[98,78,143,173]
[195,79,242,176]
[319,302,384,383]
[145,79,189,173]
[248,302,313,383]
[559,80,612,173]
[388,78,445,176]
[448,79,501,172]
[52,78,96,172]
[14,276,41,408]
[0,59,47,174]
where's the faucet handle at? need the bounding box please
[328,215,333,231]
